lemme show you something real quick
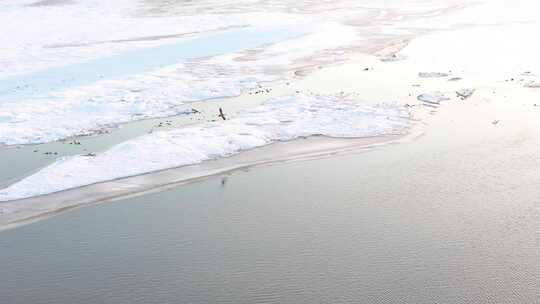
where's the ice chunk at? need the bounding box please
[417,92,450,106]
[418,72,451,78]
[525,81,540,88]
[456,89,475,100]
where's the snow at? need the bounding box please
[0,0,469,145]
[417,93,450,106]
[0,94,409,201]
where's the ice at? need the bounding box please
[0,21,357,145]
[417,93,450,106]
[524,81,540,89]
[0,21,358,145]
[419,72,451,78]
[0,1,305,78]
[0,94,409,201]
[0,0,472,145]
[456,89,475,100]
[0,63,273,145]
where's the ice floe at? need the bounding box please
[417,92,450,107]
[418,72,451,78]
[524,81,540,89]
[0,94,409,201]
[456,89,475,100]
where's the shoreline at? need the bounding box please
[2,0,530,229]
[0,132,415,231]
[4,2,540,303]
[0,36,422,221]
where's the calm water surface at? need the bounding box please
[1,138,540,303]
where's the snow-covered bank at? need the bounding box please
[0,94,408,202]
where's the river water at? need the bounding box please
[2,125,540,303]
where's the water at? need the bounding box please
[2,1,540,302]
[2,132,540,303]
